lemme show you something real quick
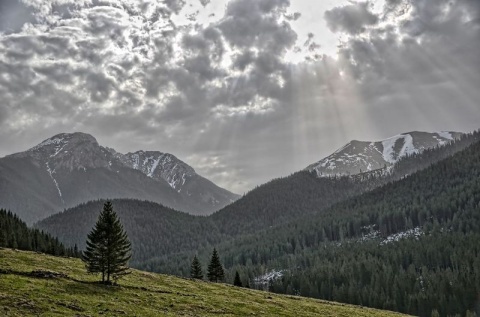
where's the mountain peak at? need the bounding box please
[9,132,112,173]
[38,132,97,145]
[306,131,463,177]
[26,132,98,154]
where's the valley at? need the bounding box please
[2,129,480,316]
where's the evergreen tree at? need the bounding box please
[233,271,242,287]
[207,248,224,282]
[82,202,131,284]
[190,255,203,280]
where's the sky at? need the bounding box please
[0,0,479,194]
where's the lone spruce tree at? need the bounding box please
[233,271,243,287]
[207,248,224,282]
[82,201,131,284]
[190,255,203,280]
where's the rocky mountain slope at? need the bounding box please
[0,132,239,224]
[114,150,237,208]
[306,131,463,176]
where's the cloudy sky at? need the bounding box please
[0,0,479,194]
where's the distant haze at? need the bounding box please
[0,0,479,193]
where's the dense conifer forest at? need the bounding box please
[0,209,78,257]
[204,136,480,316]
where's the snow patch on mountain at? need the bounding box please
[32,137,66,151]
[380,227,423,245]
[130,153,140,170]
[254,270,285,290]
[146,154,164,178]
[118,151,196,191]
[50,142,69,158]
[356,226,424,245]
[438,131,453,140]
[46,162,64,205]
[382,134,417,164]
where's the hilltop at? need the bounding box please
[306,131,463,177]
[0,248,407,317]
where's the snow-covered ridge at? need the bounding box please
[306,131,463,177]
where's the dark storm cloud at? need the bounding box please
[324,2,378,34]
[284,12,301,21]
[218,0,295,51]
[401,0,480,37]
[199,0,210,7]
[232,50,255,71]
[164,0,187,14]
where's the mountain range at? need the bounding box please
[0,130,470,226]
[0,130,469,225]
[36,130,479,266]
[0,132,239,224]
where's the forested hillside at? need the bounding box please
[192,137,480,317]
[36,169,376,265]
[210,130,480,237]
[268,233,480,317]
[36,200,218,264]
[0,209,77,257]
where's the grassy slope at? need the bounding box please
[0,249,408,317]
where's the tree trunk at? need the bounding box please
[107,259,110,283]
